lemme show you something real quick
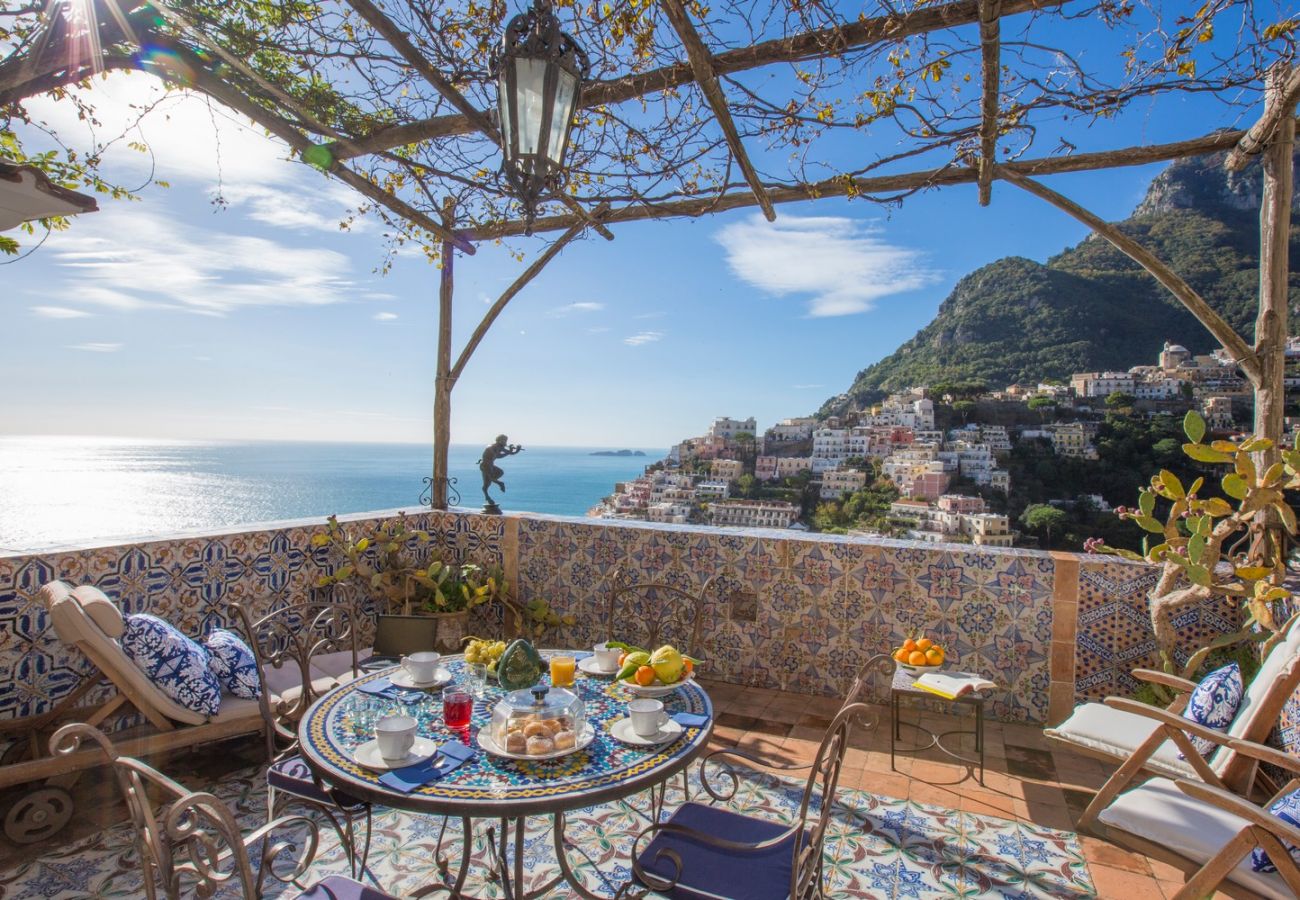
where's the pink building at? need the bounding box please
[755,456,778,481]
[905,470,951,501]
[938,494,986,514]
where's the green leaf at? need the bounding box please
[1183,410,1206,444]
[310,533,331,548]
[1139,491,1156,518]
[1236,565,1272,580]
[1187,564,1212,587]
[1188,533,1205,565]
[1222,473,1248,500]
[356,538,370,552]
[1203,497,1233,517]
[1134,515,1165,533]
[1159,470,1185,499]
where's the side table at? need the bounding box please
[889,668,988,785]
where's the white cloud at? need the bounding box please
[46,207,356,315]
[548,301,605,317]
[715,214,939,317]
[31,306,91,319]
[373,312,398,321]
[585,325,611,334]
[68,342,121,352]
[624,331,664,346]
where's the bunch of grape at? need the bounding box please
[464,638,508,674]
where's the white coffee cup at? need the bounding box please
[375,713,417,760]
[593,642,621,672]
[628,698,670,739]
[400,651,440,684]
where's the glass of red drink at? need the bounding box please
[442,688,472,730]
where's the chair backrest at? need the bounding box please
[233,598,361,751]
[606,568,714,657]
[373,614,441,658]
[48,723,313,900]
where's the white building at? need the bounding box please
[710,458,745,482]
[709,500,799,529]
[820,468,868,500]
[811,428,848,463]
[1070,372,1137,398]
[695,480,731,499]
[709,416,757,441]
[775,457,814,479]
[647,502,691,524]
[766,417,817,443]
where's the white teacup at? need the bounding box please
[375,713,417,760]
[628,698,670,739]
[592,642,621,672]
[400,651,440,684]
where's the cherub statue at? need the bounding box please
[478,434,523,513]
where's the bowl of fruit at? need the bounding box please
[892,636,945,680]
[464,637,508,679]
[613,643,700,697]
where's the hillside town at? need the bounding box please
[590,338,1300,547]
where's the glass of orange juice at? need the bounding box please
[549,655,576,688]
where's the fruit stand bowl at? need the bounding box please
[894,661,941,681]
[620,672,695,698]
[892,636,946,680]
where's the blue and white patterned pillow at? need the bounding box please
[1183,662,1243,758]
[120,614,221,717]
[204,629,262,700]
[1252,788,1300,872]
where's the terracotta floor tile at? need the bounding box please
[1088,863,1164,897]
[854,769,913,800]
[1080,836,1153,876]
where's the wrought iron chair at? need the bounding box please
[606,567,717,658]
[622,655,892,900]
[233,597,373,879]
[48,723,393,900]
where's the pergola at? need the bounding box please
[0,0,1296,506]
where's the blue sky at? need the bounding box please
[2,30,1260,448]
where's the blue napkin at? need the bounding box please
[357,677,395,696]
[672,712,709,728]
[378,741,475,793]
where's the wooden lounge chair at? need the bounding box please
[624,655,891,900]
[1093,726,1300,900]
[1046,612,1300,829]
[48,722,395,900]
[0,582,265,843]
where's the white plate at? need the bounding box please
[619,674,695,698]
[578,656,619,677]
[608,716,684,747]
[477,722,596,761]
[352,736,439,771]
[390,667,454,690]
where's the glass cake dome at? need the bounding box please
[489,684,585,756]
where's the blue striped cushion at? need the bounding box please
[120,614,221,717]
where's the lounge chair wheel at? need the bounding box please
[4,786,74,844]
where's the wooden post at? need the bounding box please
[431,198,457,509]
[1252,62,1295,457]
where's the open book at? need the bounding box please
[912,671,996,700]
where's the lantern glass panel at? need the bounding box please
[498,70,513,152]
[514,56,549,158]
[546,69,578,165]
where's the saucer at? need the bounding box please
[390,667,453,690]
[352,736,439,771]
[578,656,619,677]
[608,716,684,747]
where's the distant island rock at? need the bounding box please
[590,449,646,457]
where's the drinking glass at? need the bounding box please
[467,662,488,699]
[442,687,473,730]
[550,655,576,688]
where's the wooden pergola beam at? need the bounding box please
[463,123,1295,240]
[976,0,1001,206]
[996,165,1262,382]
[325,0,1066,162]
[341,0,613,241]
[1226,62,1300,172]
[661,0,775,221]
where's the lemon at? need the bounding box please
[650,645,684,684]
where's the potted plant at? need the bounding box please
[312,513,507,653]
[1089,411,1300,683]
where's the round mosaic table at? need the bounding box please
[298,652,713,899]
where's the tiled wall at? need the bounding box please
[0,508,1232,726]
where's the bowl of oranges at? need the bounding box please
[892,636,945,679]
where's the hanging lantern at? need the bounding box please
[491,0,589,232]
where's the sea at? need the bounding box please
[0,437,661,553]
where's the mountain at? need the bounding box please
[824,148,1300,413]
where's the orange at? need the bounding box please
[893,648,909,662]
[683,659,694,677]
[902,638,918,652]
[618,651,628,668]
[907,650,927,666]
[635,665,656,687]
[916,638,933,652]
[925,647,943,666]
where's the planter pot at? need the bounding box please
[429,609,472,654]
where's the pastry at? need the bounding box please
[505,732,527,754]
[526,736,554,755]
[553,729,576,750]
[524,721,553,738]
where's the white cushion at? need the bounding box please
[1044,702,1210,778]
[1099,777,1293,900]
[1233,616,1300,740]
[311,648,371,678]
[69,585,125,638]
